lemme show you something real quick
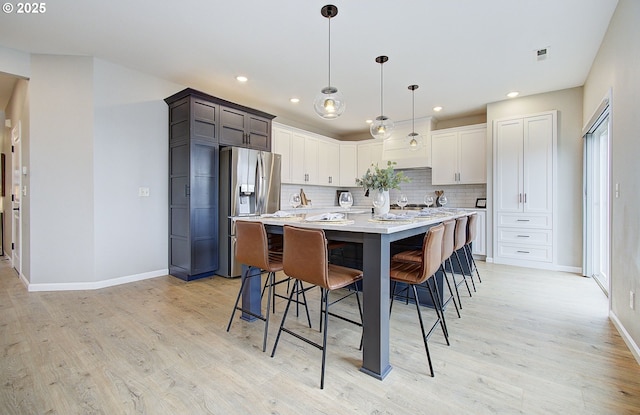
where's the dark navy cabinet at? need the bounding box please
[165,88,275,281]
[165,90,220,281]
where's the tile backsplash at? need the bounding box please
[281,168,486,209]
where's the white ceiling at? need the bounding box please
[0,0,618,138]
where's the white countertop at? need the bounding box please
[234,208,473,235]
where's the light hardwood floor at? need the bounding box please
[1,256,639,414]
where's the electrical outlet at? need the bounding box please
[138,187,150,197]
[631,291,636,310]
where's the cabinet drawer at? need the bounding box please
[497,243,552,262]
[497,213,551,229]
[497,228,552,245]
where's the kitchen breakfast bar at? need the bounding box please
[235,209,468,380]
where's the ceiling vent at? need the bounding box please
[536,47,549,61]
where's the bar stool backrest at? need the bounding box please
[441,220,456,262]
[466,213,477,245]
[283,225,330,290]
[416,223,445,284]
[454,216,468,251]
[235,220,270,270]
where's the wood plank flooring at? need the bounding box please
[1,256,639,414]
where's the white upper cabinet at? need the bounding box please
[272,122,350,187]
[339,144,358,187]
[318,140,340,186]
[357,140,383,179]
[494,115,554,214]
[431,124,486,185]
[382,117,433,169]
[272,125,292,183]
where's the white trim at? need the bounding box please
[610,311,640,365]
[27,269,169,292]
[582,89,612,137]
[555,264,582,274]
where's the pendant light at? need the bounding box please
[370,55,394,139]
[313,5,345,119]
[407,84,422,150]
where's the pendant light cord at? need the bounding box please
[328,17,331,87]
[412,87,415,133]
[380,62,384,117]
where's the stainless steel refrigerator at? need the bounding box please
[218,147,281,278]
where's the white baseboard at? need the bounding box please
[555,264,583,274]
[485,257,494,263]
[610,311,640,365]
[27,269,169,292]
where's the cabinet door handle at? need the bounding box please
[329,176,332,184]
[185,184,190,197]
[517,235,530,238]
[519,193,522,203]
[517,250,530,254]
[516,219,530,222]
[524,193,527,203]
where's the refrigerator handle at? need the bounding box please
[256,153,265,215]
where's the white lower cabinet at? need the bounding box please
[460,209,486,256]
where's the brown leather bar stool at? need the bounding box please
[438,219,462,316]
[463,213,482,284]
[454,215,475,295]
[227,220,309,352]
[389,223,448,377]
[392,220,461,318]
[271,225,363,389]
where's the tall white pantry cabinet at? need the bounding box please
[493,111,557,269]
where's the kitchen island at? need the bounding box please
[234,209,469,380]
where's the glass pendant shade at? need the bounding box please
[408,132,422,151]
[371,55,394,139]
[370,116,395,140]
[314,86,345,119]
[314,5,344,119]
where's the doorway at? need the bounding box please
[11,121,21,274]
[583,105,610,294]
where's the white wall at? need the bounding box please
[0,45,31,78]
[29,55,96,284]
[583,0,640,358]
[1,49,185,288]
[486,87,584,270]
[93,59,181,281]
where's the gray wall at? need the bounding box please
[583,0,640,357]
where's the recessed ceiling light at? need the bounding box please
[290,98,300,103]
[236,75,248,83]
[433,106,443,112]
[507,91,519,98]
[365,119,373,124]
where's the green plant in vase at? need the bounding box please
[356,160,411,194]
[356,161,411,214]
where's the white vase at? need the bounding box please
[372,189,390,215]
